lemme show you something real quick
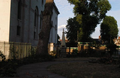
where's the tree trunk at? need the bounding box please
[36,3,53,55]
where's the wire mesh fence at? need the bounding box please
[0,42,31,60]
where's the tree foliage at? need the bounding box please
[66,17,80,41]
[67,0,111,42]
[100,16,118,43]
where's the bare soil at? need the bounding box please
[48,57,120,78]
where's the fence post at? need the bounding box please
[25,43,26,58]
[3,42,6,57]
[26,43,28,57]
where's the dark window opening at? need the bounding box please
[34,10,36,26]
[17,26,21,36]
[34,6,38,27]
[34,6,39,39]
[18,0,21,19]
[40,17,42,29]
[42,0,44,5]
[34,32,36,39]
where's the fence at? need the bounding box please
[0,42,31,60]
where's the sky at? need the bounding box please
[54,0,120,39]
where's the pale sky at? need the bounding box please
[54,0,120,39]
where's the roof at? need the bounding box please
[53,2,60,14]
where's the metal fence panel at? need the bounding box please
[0,42,31,60]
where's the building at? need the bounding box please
[0,0,59,46]
[113,37,120,46]
[48,1,59,52]
[0,0,59,59]
[0,0,46,46]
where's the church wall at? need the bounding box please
[9,0,45,46]
[0,0,59,48]
[49,4,59,52]
[49,6,58,44]
[29,0,45,46]
[10,0,24,42]
[0,0,11,42]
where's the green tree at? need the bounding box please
[57,34,61,45]
[67,0,111,42]
[100,16,118,43]
[66,17,80,42]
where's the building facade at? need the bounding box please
[49,2,59,52]
[0,0,59,50]
[0,0,45,46]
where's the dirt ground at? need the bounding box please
[48,57,120,78]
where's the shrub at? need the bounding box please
[71,49,78,56]
[10,47,18,60]
[0,51,6,61]
[107,43,117,56]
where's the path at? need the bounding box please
[2,57,96,78]
[16,57,96,78]
[16,62,66,78]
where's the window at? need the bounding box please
[34,31,36,39]
[42,0,44,5]
[34,6,39,39]
[34,10,36,26]
[40,13,42,29]
[18,0,21,19]
[40,18,42,29]
[17,26,21,36]
[34,6,38,27]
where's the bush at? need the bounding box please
[66,49,78,57]
[78,48,104,57]
[0,49,55,77]
[0,51,6,61]
[71,49,78,57]
[50,51,56,57]
[10,47,18,60]
[30,47,36,57]
[107,43,117,56]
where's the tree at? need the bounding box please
[67,0,111,42]
[100,16,118,43]
[36,2,53,55]
[66,17,80,42]
[57,34,61,45]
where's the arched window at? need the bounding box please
[34,6,39,39]
[34,10,36,26]
[42,0,44,5]
[18,0,21,19]
[40,12,43,29]
[40,16,42,29]
[34,6,38,27]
